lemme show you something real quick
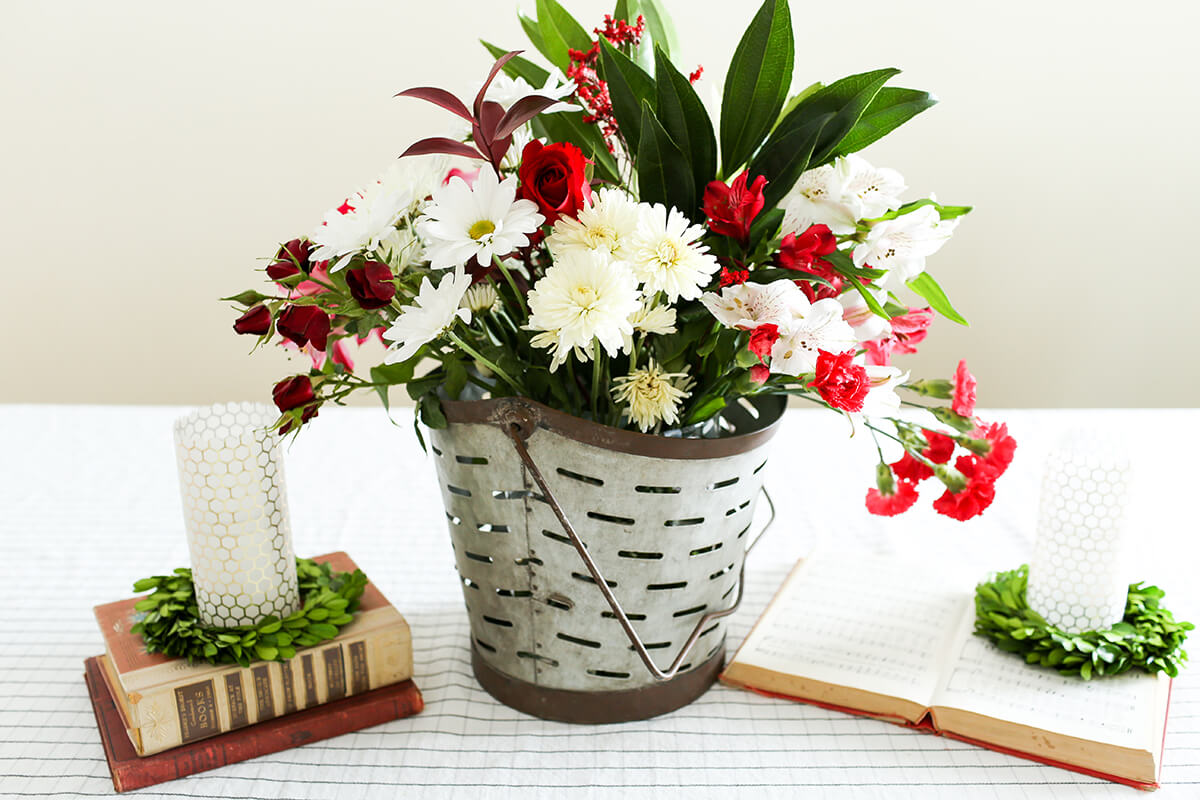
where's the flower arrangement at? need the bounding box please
[227,0,1015,520]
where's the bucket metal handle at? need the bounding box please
[502,421,776,682]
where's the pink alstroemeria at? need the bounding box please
[865,307,934,365]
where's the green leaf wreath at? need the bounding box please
[130,558,368,667]
[974,565,1193,680]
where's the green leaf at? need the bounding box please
[308,623,339,640]
[653,45,717,208]
[871,198,972,223]
[444,357,468,401]
[419,395,448,429]
[370,354,420,411]
[720,0,793,176]
[636,103,695,215]
[132,578,159,592]
[480,41,550,87]
[834,86,937,158]
[254,645,279,661]
[845,274,889,319]
[748,111,835,210]
[533,111,620,184]
[536,0,592,71]
[907,272,968,326]
[687,395,727,424]
[597,37,656,157]
[639,0,680,60]
[221,290,269,307]
[518,14,550,64]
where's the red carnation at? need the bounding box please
[807,349,870,412]
[277,305,331,352]
[748,324,780,362]
[345,260,396,310]
[517,140,591,224]
[703,170,767,245]
[892,451,934,483]
[750,364,770,384]
[233,305,271,336]
[923,429,957,464]
[972,421,1017,475]
[272,375,319,434]
[952,360,978,417]
[932,456,997,521]
[865,481,920,517]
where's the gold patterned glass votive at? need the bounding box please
[174,402,301,628]
[1026,434,1133,634]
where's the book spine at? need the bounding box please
[127,626,412,756]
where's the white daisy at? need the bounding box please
[546,188,641,262]
[853,205,959,287]
[376,225,424,274]
[769,298,858,376]
[700,280,811,331]
[486,70,580,115]
[627,204,720,302]
[417,167,544,269]
[460,283,499,314]
[382,269,472,364]
[525,250,641,371]
[611,360,692,433]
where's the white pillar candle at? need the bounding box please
[1026,435,1133,634]
[174,402,301,628]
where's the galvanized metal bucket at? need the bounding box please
[428,395,785,723]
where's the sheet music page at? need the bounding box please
[734,550,971,708]
[934,600,1164,749]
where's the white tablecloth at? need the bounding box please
[2,405,1198,800]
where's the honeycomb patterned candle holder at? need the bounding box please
[1026,434,1133,634]
[174,402,301,628]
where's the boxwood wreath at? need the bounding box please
[975,565,1193,680]
[131,558,368,667]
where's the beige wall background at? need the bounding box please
[3,0,1197,407]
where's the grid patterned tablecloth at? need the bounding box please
[2,404,1198,800]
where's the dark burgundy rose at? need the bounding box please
[232,305,271,335]
[345,260,397,310]
[276,305,330,351]
[266,260,301,281]
[267,238,312,281]
[272,375,319,433]
[516,139,591,224]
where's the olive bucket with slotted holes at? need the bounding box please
[427,394,785,723]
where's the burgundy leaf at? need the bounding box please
[493,94,561,140]
[399,137,486,161]
[473,50,523,118]
[394,87,473,122]
[472,101,512,165]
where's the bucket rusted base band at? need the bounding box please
[471,642,726,724]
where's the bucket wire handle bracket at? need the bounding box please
[503,421,776,682]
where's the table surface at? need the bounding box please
[2,404,1199,800]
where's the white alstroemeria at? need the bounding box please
[769,298,858,376]
[853,205,959,286]
[700,280,811,330]
[547,188,641,262]
[622,300,677,351]
[780,164,857,236]
[310,158,445,266]
[611,360,692,433]
[837,154,906,221]
[525,250,641,371]
[839,287,892,343]
[417,167,544,269]
[382,269,472,363]
[628,203,720,301]
[858,366,909,417]
[486,70,580,115]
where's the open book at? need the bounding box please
[721,552,1171,790]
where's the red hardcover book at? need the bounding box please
[85,655,424,792]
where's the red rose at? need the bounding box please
[272,375,319,433]
[807,349,870,412]
[266,260,300,281]
[952,359,978,417]
[703,170,767,245]
[748,324,780,362]
[932,455,997,521]
[517,140,591,224]
[345,260,396,310]
[865,481,920,516]
[277,305,330,351]
[268,238,311,281]
[233,305,271,336]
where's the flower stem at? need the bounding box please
[493,256,529,318]
[446,331,524,395]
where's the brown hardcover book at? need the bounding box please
[721,552,1171,790]
[85,655,424,792]
[93,551,414,756]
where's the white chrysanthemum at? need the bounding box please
[547,188,641,261]
[417,167,544,269]
[700,280,811,331]
[611,360,692,433]
[622,300,677,351]
[382,269,472,364]
[525,250,641,371]
[627,204,720,301]
[460,283,499,314]
[486,70,580,114]
[853,205,959,287]
[769,298,858,376]
[377,225,424,274]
